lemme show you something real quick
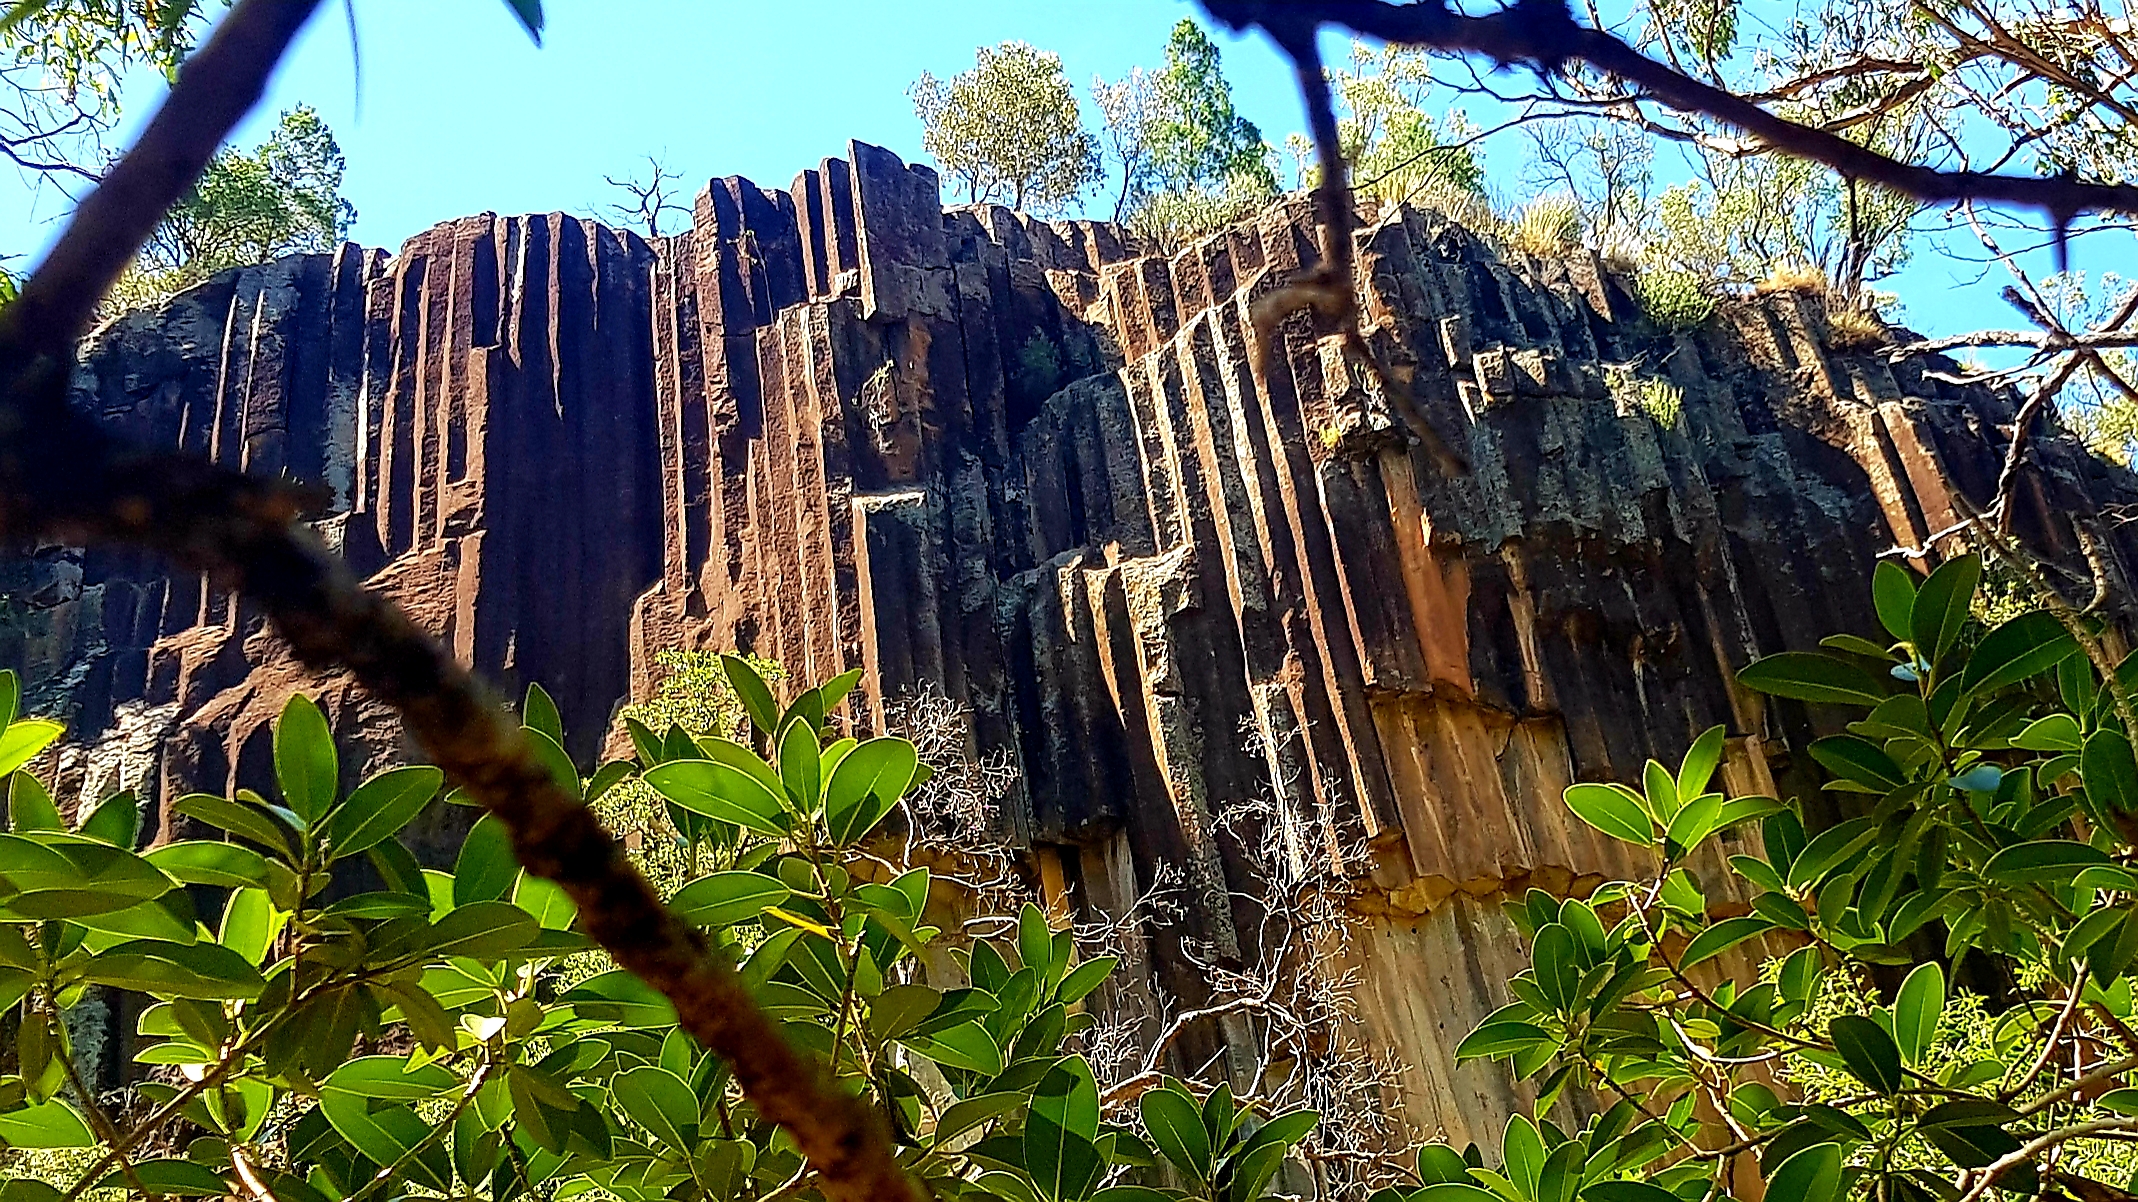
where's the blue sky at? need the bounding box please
[4,0,2131,338]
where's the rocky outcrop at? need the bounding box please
[10,140,2138,1147]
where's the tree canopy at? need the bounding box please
[110,104,354,311]
[910,42,1100,214]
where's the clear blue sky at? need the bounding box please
[6,0,2131,338]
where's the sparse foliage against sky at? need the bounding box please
[0,0,204,188]
[1282,44,1484,212]
[909,40,1099,214]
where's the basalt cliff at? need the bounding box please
[9,141,2138,1146]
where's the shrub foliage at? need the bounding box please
[1407,554,2138,1202]
[0,657,1313,1202]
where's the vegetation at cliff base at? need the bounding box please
[1420,555,2138,1202]
[0,658,1318,1202]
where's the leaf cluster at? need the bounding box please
[1434,554,2138,1201]
[0,656,1320,1202]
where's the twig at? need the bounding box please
[1243,12,1469,477]
[1957,1117,2138,1202]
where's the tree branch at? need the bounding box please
[1199,0,2138,221]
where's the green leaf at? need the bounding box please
[613,1065,697,1153]
[1911,554,1981,668]
[512,874,577,930]
[146,840,272,888]
[1238,1109,1316,1157]
[937,1091,1026,1146]
[824,737,919,845]
[1808,735,1907,790]
[3,764,60,830]
[2086,730,2138,812]
[520,727,581,799]
[1220,1140,1288,1202]
[326,891,432,920]
[219,888,280,966]
[1829,1014,1903,1094]
[82,938,265,999]
[521,682,563,746]
[1664,791,1725,853]
[0,672,16,732]
[908,1022,1005,1075]
[2016,714,2084,752]
[326,766,442,859]
[1585,1184,1680,1202]
[1642,760,1679,822]
[1873,560,1916,642]
[324,1056,459,1100]
[644,760,788,835]
[0,719,61,779]
[398,901,538,961]
[1413,1189,1499,1202]
[1019,903,1055,977]
[94,1160,227,1196]
[1679,916,1774,969]
[867,983,942,1041]
[560,970,677,1027]
[1736,652,1887,707]
[170,794,292,859]
[1787,817,1876,889]
[1894,962,1943,1067]
[1677,726,1727,799]
[1961,610,2080,695]
[1057,956,1117,1004]
[1532,924,1579,1010]
[1562,783,1654,847]
[818,667,865,713]
[0,1100,93,1148]
[671,870,789,928]
[1453,1020,1551,1061]
[1765,1142,1842,1202]
[779,719,822,810]
[722,655,781,736]
[454,814,518,905]
[320,1095,444,1187]
[76,790,139,848]
[1983,839,2114,883]
[1028,1059,1103,1202]
[273,694,338,823]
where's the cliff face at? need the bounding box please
[10,140,2138,1146]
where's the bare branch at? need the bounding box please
[1199,0,2138,221]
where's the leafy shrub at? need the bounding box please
[1411,554,2138,1202]
[0,658,1319,1202]
[1633,268,1716,332]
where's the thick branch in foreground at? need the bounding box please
[1199,0,2138,221]
[0,4,919,1202]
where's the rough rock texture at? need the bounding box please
[10,140,2138,1146]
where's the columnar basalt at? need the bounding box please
[9,140,2137,1146]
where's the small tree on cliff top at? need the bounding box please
[1146,19,1274,200]
[910,41,1100,215]
[108,105,355,312]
